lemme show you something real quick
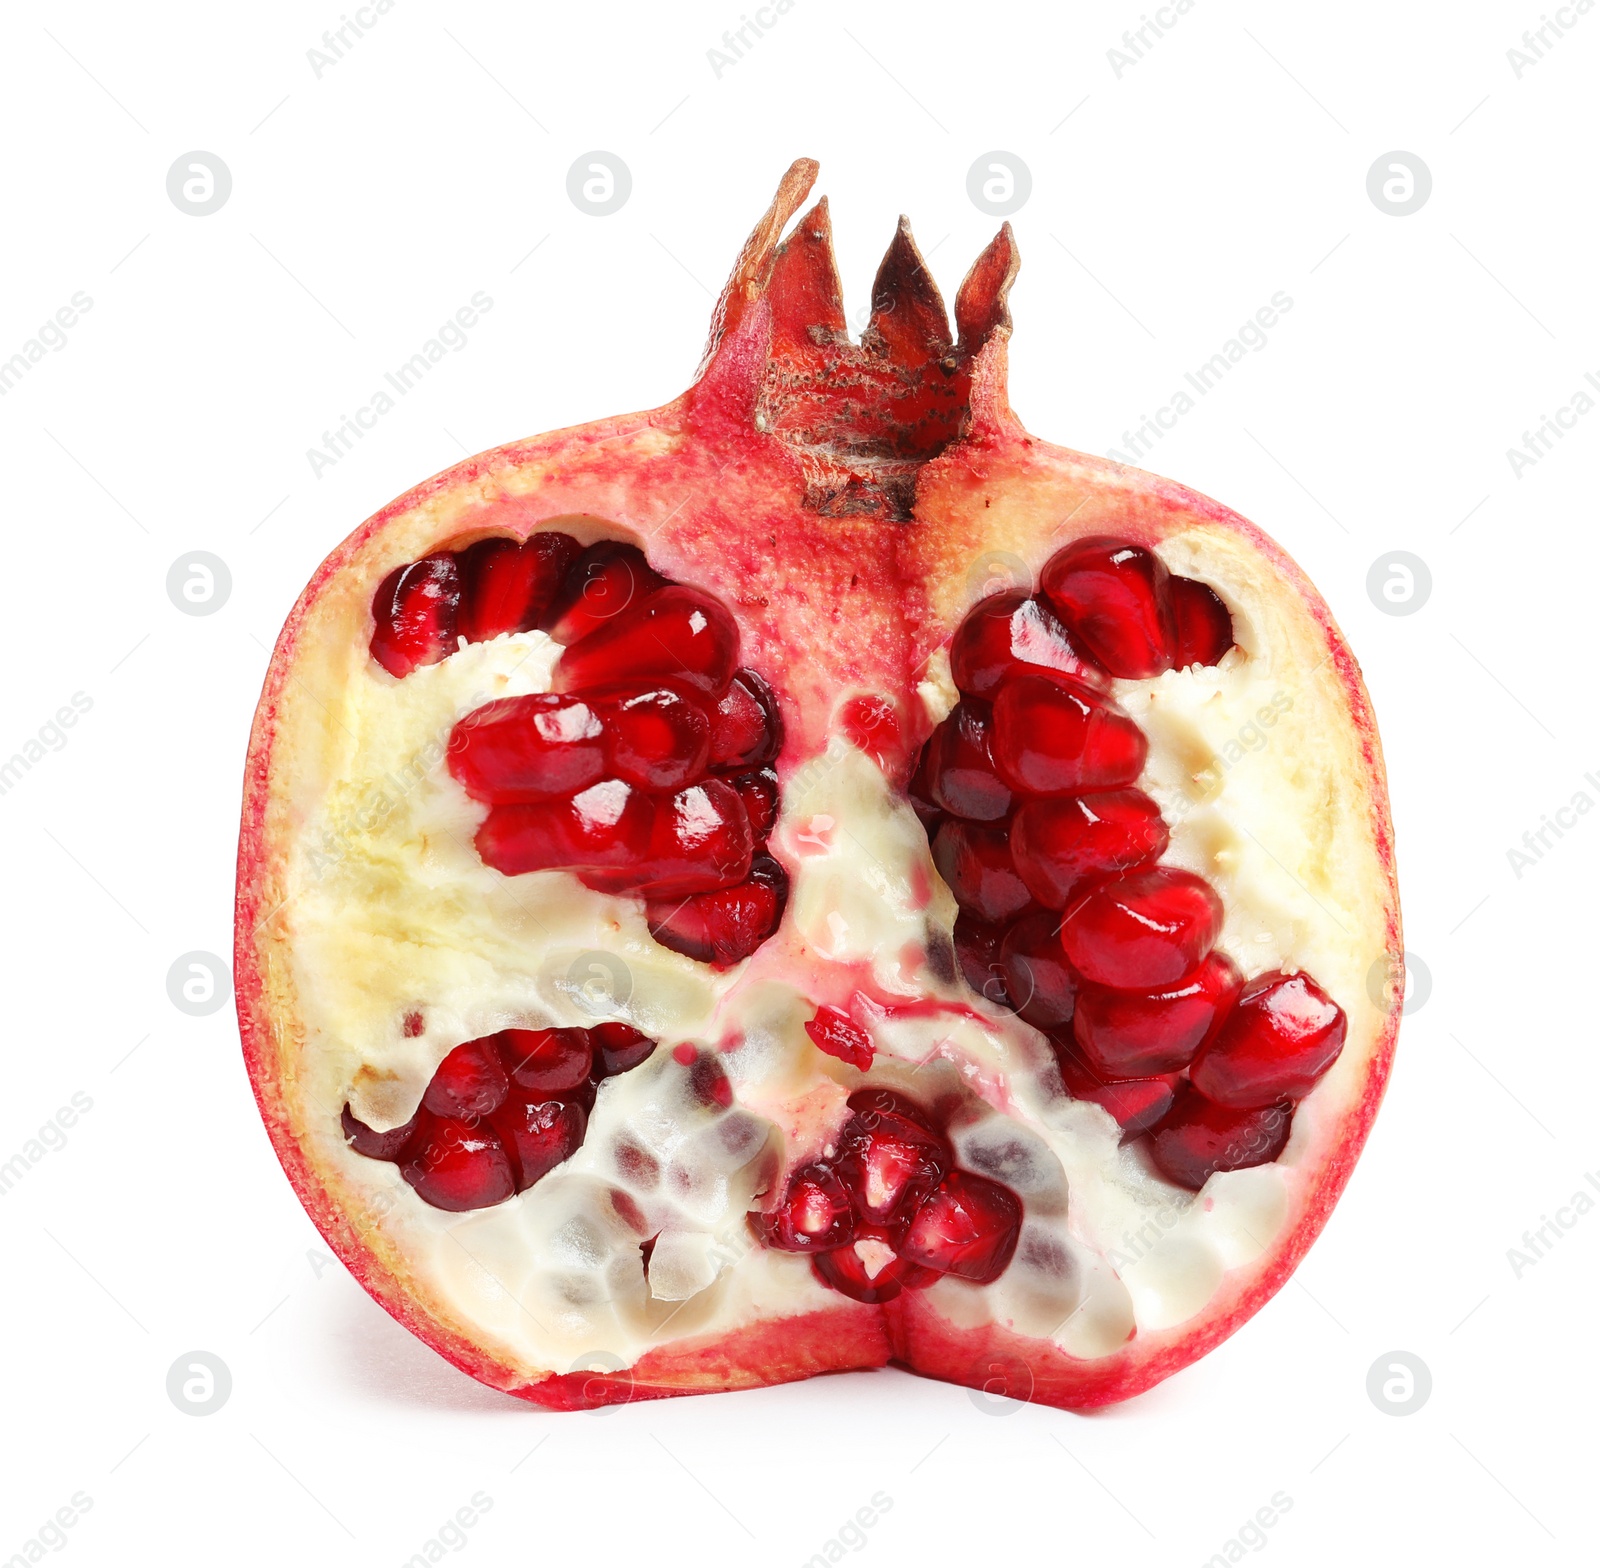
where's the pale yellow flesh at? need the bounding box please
[269,529,1390,1380]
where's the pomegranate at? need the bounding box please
[238,161,1400,1412]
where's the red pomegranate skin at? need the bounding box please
[237,160,1400,1413]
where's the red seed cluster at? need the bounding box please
[921,537,1346,1190]
[369,534,789,969]
[754,1089,1022,1303]
[341,1023,657,1211]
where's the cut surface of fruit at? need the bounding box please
[990,673,1148,795]
[1040,537,1176,679]
[922,699,1014,821]
[1190,971,1348,1107]
[949,592,1105,698]
[1061,867,1224,990]
[804,1005,875,1071]
[1147,1086,1294,1190]
[1073,951,1242,1078]
[998,911,1078,1028]
[1011,789,1168,909]
[239,160,1400,1417]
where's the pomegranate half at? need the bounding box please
[236,160,1400,1411]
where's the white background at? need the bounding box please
[1,1,1594,1563]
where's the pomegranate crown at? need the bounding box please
[692,159,1020,520]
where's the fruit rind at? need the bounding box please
[236,160,1400,1411]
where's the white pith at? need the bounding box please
[272,527,1390,1379]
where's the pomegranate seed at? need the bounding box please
[931,820,1035,924]
[709,670,782,768]
[597,687,711,790]
[998,910,1079,1028]
[922,700,1013,821]
[1190,970,1347,1107]
[836,1094,948,1230]
[609,1189,649,1234]
[1061,866,1223,990]
[755,1163,854,1251]
[684,1050,734,1109]
[1170,577,1233,668]
[400,1114,517,1210]
[475,779,652,882]
[990,673,1148,795]
[898,1170,1023,1283]
[1011,790,1169,908]
[590,1023,656,1079]
[906,748,943,829]
[447,694,606,803]
[646,854,788,967]
[1053,1046,1178,1138]
[1073,950,1243,1078]
[619,1140,663,1190]
[952,913,1011,1007]
[804,1005,874,1071]
[1040,536,1175,678]
[491,1097,587,1191]
[838,695,904,774]
[341,1105,417,1161]
[634,779,753,898]
[370,553,461,677]
[811,1242,938,1304]
[455,532,581,644]
[950,591,1106,697]
[724,766,779,843]
[497,1027,592,1094]
[1147,1084,1292,1190]
[545,541,665,644]
[421,1038,510,1120]
[847,1086,939,1130]
[554,586,740,698]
